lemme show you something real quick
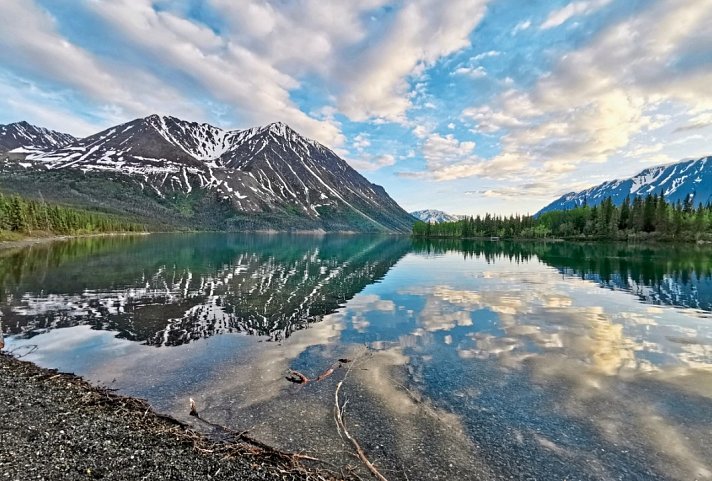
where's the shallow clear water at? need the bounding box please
[2,234,711,480]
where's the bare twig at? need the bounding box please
[7,344,38,358]
[334,361,388,481]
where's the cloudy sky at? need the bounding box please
[1,0,711,215]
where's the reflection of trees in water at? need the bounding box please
[412,238,712,311]
[1,234,410,346]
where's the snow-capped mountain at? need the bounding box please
[410,209,459,223]
[0,121,75,153]
[537,156,712,215]
[0,116,414,232]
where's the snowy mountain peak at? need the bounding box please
[537,155,712,215]
[258,121,315,143]
[0,121,76,153]
[410,209,459,223]
[266,121,288,133]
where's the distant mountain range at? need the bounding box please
[410,209,459,223]
[0,116,414,232]
[538,156,712,215]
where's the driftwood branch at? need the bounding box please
[7,344,38,358]
[333,361,389,481]
[186,397,349,479]
[286,359,351,385]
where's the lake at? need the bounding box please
[2,234,711,480]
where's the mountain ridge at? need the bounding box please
[0,121,76,153]
[0,115,414,233]
[537,155,712,215]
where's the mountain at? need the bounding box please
[410,209,459,223]
[538,156,712,215]
[0,116,414,233]
[0,121,75,153]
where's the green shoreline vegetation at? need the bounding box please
[0,193,145,241]
[413,193,712,242]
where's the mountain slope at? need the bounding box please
[538,156,712,215]
[0,116,414,233]
[0,121,75,153]
[410,209,459,223]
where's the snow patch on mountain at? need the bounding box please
[537,156,712,215]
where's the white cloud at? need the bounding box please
[462,104,524,133]
[675,111,712,132]
[540,0,612,30]
[453,66,487,78]
[333,0,489,122]
[412,124,430,139]
[424,133,475,164]
[397,129,533,181]
[352,133,371,151]
[624,143,664,159]
[418,133,485,180]
[465,182,572,199]
[348,153,396,172]
[473,50,501,61]
[512,19,532,34]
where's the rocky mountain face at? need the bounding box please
[0,116,414,232]
[0,121,75,153]
[538,156,712,215]
[410,209,459,223]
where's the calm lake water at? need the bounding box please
[2,234,711,480]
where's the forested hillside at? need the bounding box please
[0,193,144,239]
[414,193,712,241]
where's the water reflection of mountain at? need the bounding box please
[1,234,410,346]
[412,239,712,312]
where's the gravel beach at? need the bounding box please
[0,353,341,481]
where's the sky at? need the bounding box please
[1,0,711,216]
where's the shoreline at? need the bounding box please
[0,352,342,480]
[0,230,407,251]
[411,235,712,245]
[0,231,151,251]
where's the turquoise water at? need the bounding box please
[2,234,711,480]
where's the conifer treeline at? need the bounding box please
[0,193,145,235]
[413,193,712,240]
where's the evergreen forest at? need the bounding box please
[0,193,145,238]
[413,194,712,241]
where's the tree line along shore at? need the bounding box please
[413,193,712,242]
[0,193,145,241]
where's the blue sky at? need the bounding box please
[1,0,711,215]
